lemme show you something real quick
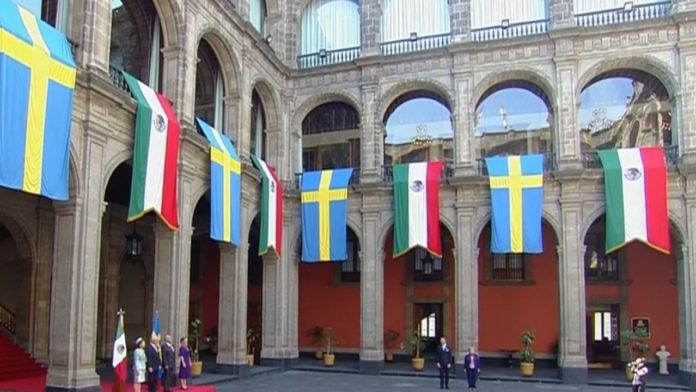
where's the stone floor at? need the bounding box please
[215,371,684,391]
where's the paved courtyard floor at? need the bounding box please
[216,371,679,392]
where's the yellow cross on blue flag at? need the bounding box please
[0,0,76,200]
[300,169,353,262]
[484,154,545,254]
[196,118,241,246]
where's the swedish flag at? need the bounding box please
[0,0,76,200]
[300,169,353,262]
[485,155,544,254]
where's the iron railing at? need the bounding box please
[475,153,557,176]
[293,168,361,190]
[380,33,451,56]
[575,1,670,28]
[381,162,454,183]
[471,19,549,42]
[0,303,16,335]
[297,47,360,69]
[581,145,679,169]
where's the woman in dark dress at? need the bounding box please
[179,337,192,390]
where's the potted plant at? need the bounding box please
[189,318,203,377]
[621,328,649,380]
[247,328,258,366]
[322,327,336,367]
[384,329,400,362]
[403,327,426,371]
[308,326,324,359]
[519,329,535,377]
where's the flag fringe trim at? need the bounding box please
[605,238,670,256]
[258,246,280,258]
[127,208,179,231]
[393,245,443,259]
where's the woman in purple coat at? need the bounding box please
[179,337,192,390]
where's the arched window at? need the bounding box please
[37,0,70,33]
[579,69,672,152]
[251,90,267,159]
[474,81,553,163]
[383,91,453,166]
[250,0,267,36]
[299,0,360,68]
[470,0,548,41]
[195,39,225,130]
[380,0,450,54]
[301,102,361,171]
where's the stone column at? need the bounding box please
[360,82,381,183]
[237,67,253,162]
[360,0,381,56]
[454,206,477,362]
[217,241,249,376]
[453,70,476,176]
[679,196,696,388]
[359,210,383,374]
[554,58,582,170]
[557,196,588,384]
[161,10,197,126]
[31,203,55,363]
[677,44,696,164]
[265,127,283,175]
[79,0,112,72]
[449,0,471,43]
[549,0,575,29]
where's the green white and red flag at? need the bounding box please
[121,71,180,230]
[112,313,127,383]
[598,147,670,254]
[251,154,283,257]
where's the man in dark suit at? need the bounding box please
[145,336,162,392]
[464,346,481,390]
[436,336,453,390]
[162,334,176,392]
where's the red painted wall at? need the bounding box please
[298,263,360,349]
[478,223,560,355]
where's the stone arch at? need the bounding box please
[471,69,557,111]
[379,79,454,122]
[196,26,242,94]
[251,79,281,130]
[292,91,362,132]
[378,214,457,257]
[0,209,33,261]
[581,206,686,245]
[576,56,679,98]
[151,0,185,47]
[102,148,133,199]
[473,209,562,248]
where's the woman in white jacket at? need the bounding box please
[133,337,147,392]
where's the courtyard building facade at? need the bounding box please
[2,0,696,391]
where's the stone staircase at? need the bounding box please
[0,305,46,381]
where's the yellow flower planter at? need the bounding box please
[247,354,255,366]
[412,358,425,371]
[520,362,534,377]
[323,353,335,367]
[385,353,394,362]
[191,361,203,377]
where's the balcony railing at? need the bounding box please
[297,47,360,69]
[575,1,670,28]
[108,65,131,94]
[0,302,16,335]
[581,145,679,169]
[380,33,451,56]
[475,153,557,176]
[381,162,454,182]
[294,168,361,190]
[471,19,549,42]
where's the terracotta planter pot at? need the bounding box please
[314,350,323,359]
[385,353,394,362]
[324,353,335,367]
[520,362,534,377]
[412,357,425,371]
[247,354,255,366]
[191,361,203,377]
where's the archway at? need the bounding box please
[583,214,680,370]
[250,89,268,159]
[297,226,361,357]
[247,216,264,364]
[383,90,453,170]
[0,218,29,345]
[195,38,225,129]
[301,100,361,173]
[476,218,560,365]
[382,221,455,358]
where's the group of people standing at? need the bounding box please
[132,334,193,392]
[436,337,481,390]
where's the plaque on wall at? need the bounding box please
[631,317,651,338]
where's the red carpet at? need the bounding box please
[0,334,46,381]
[0,376,217,392]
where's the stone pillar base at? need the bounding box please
[359,360,384,375]
[260,357,299,370]
[679,370,696,389]
[216,363,250,377]
[558,366,588,384]
[45,387,102,392]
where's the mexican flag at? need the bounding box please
[598,147,670,254]
[251,155,283,257]
[393,161,444,258]
[121,71,180,230]
[112,314,127,383]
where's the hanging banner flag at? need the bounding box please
[485,155,544,254]
[300,169,353,262]
[152,311,162,379]
[196,118,241,246]
[392,161,444,258]
[251,154,282,257]
[121,71,180,230]
[598,147,670,254]
[112,311,127,387]
[0,0,76,200]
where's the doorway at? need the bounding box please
[587,305,620,368]
[413,303,443,354]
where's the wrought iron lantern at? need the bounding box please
[125,224,143,262]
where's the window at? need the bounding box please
[490,253,527,282]
[420,313,437,338]
[250,0,267,36]
[592,311,618,342]
[381,0,450,43]
[340,239,360,282]
[301,102,361,171]
[38,0,69,33]
[251,90,267,159]
[410,247,444,282]
[298,0,360,67]
[584,218,620,282]
[471,0,547,29]
[148,15,162,91]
